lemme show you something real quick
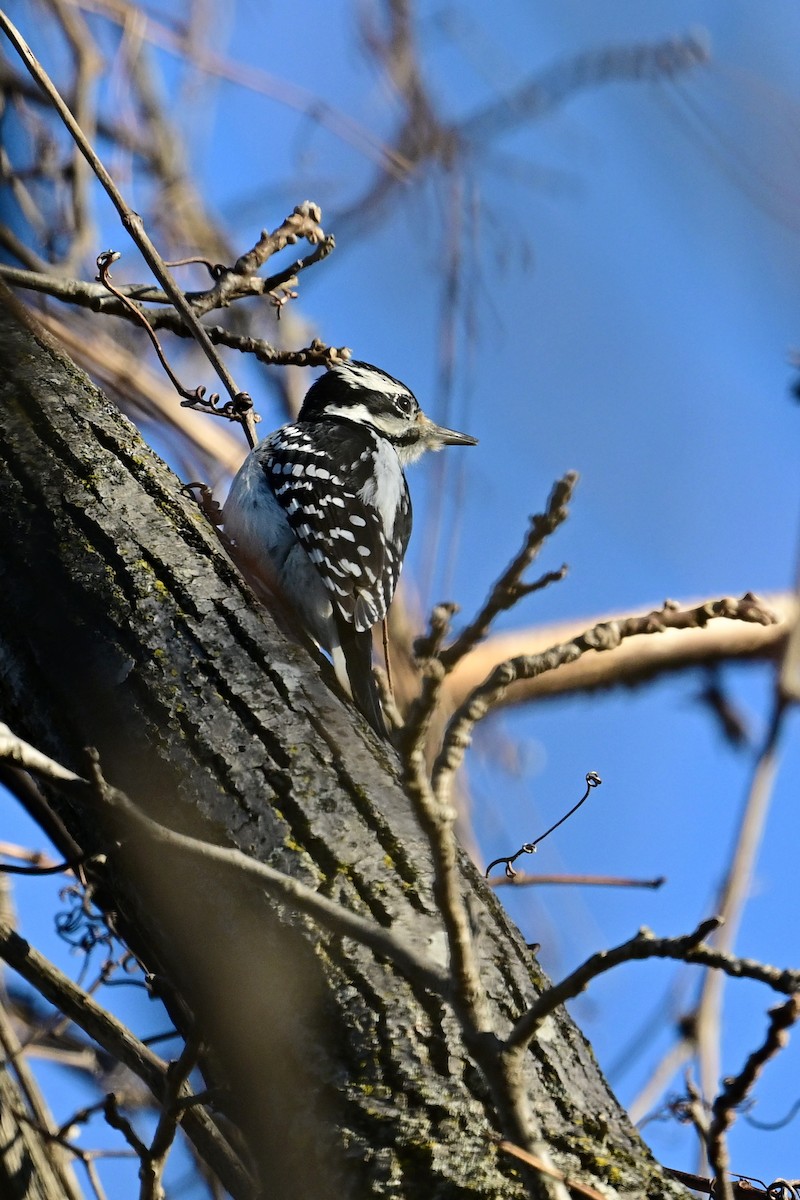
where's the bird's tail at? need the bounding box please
[333,621,388,739]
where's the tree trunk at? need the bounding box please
[0,290,688,1199]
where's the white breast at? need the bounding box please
[356,438,404,537]
[223,450,294,562]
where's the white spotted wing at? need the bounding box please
[261,421,411,631]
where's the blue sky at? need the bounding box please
[3,1,800,1191]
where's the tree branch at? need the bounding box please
[433,595,778,801]
[0,13,257,441]
[0,922,252,1200]
[442,593,794,711]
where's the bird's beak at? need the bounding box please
[418,413,478,447]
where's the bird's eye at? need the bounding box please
[396,395,414,416]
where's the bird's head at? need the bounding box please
[299,360,477,464]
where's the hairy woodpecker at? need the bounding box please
[223,360,477,736]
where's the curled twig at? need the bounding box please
[96,251,255,428]
[96,251,195,401]
[485,772,602,880]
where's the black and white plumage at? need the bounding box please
[223,360,477,736]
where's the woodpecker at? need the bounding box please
[223,360,477,736]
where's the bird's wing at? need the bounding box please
[261,424,406,632]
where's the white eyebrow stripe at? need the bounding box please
[335,364,411,397]
[320,401,377,425]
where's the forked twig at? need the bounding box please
[706,995,800,1200]
[437,473,576,671]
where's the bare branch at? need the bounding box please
[102,1094,150,1162]
[695,688,788,1105]
[75,0,404,172]
[437,473,577,672]
[0,857,76,877]
[462,33,709,144]
[495,1138,607,1200]
[0,997,84,1200]
[402,476,576,759]
[707,995,800,1200]
[45,0,102,271]
[443,592,794,710]
[139,1036,200,1200]
[490,872,666,890]
[0,723,447,996]
[433,595,779,800]
[504,916,800,1057]
[399,742,491,1036]
[505,918,722,1053]
[0,13,256,442]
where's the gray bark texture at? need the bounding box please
[0,293,689,1199]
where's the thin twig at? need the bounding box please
[438,473,577,672]
[75,0,405,172]
[0,997,84,1200]
[95,250,199,401]
[694,690,787,1108]
[45,0,102,272]
[495,1138,606,1200]
[0,857,77,876]
[485,772,601,880]
[102,1094,150,1160]
[402,477,576,758]
[140,1035,201,1200]
[507,915,800,1060]
[663,1167,770,1200]
[461,34,708,143]
[0,263,350,367]
[14,1106,139,1200]
[490,872,666,890]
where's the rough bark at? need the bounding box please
[0,292,689,1199]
